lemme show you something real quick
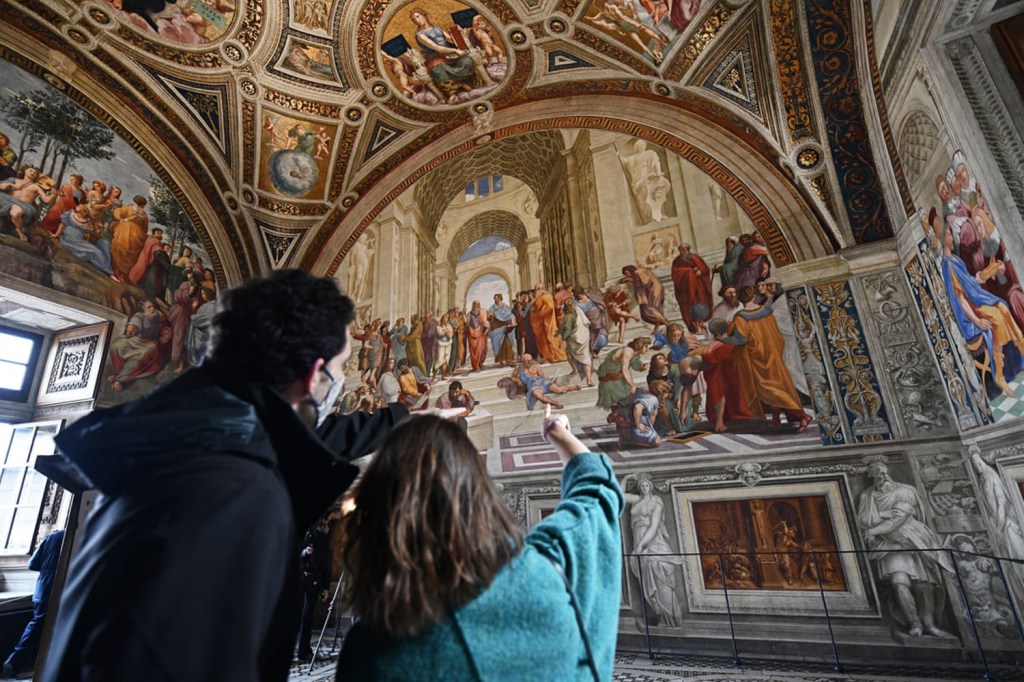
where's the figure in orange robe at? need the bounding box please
[528,284,567,362]
[467,302,489,371]
[110,195,150,282]
[728,287,811,431]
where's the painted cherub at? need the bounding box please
[381,49,444,102]
[470,15,505,64]
[315,127,331,160]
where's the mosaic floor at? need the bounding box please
[284,649,1023,682]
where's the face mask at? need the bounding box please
[309,366,344,427]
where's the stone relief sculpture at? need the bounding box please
[969,445,1024,582]
[857,460,956,639]
[621,472,685,627]
[949,535,1015,636]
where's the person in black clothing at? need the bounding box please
[3,529,65,677]
[296,508,340,662]
[39,269,439,682]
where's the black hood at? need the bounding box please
[54,366,359,530]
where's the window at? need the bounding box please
[0,420,60,554]
[0,327,43,403]
[464,174,504,201]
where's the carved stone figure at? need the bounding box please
[857,461,956,639]
[621,472,685,627]
[970,446,1024,584]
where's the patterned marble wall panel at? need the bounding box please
[786,285,849,445]
[908,450,1019,645]
[903,250,990,430]
[812,280,893,441]
[855,270,955,439]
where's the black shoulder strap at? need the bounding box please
[546,555,601,682]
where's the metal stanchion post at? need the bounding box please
[717,553,741,667]
[811,552,842,673]
[635,553,654,662]
[993,557,1024,654]
[948,550,993,681]
[309,569,346,675]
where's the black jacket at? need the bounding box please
[41,366,406,682]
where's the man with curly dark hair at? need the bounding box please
[41,269,412,682]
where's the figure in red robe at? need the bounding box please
[128,228,165,285]
[467,301,489,371]
[670,243,712,332]
[701,318,752,432]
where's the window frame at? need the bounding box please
[0,326,44,404]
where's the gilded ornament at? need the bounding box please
[509,29,527,45]
[88,8,110,24]
[371,83,388,97]
[549,19,566,34]
[345,107,363,122]
[67,28,89,45]
[242,189,256,204]
[223,43,244,63]
[796,148,820,169]
[240,79,257,97]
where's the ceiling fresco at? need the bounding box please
[0,0,912,283]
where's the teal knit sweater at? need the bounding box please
[336,452,624,681]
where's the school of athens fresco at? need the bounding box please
[335,128,817,455]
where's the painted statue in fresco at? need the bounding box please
[107,0,235,45]
[619,139,675,224]
[379,2,507,107]
[621,473,685,627]
[857,461,956,639]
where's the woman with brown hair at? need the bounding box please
[335,411,624,680]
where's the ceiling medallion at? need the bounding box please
[472,102,489,114]
[341,194,357,209]
[796,146,821,170]
[242,188,256,205]
[226,195,239,212]
[66,28,90,45]
[222,42,246,64]
[87,8,111,25]
[509,29,527,46]
[239,78,258,98]
[653,82,671,97]
[548,19,566,34]
[371,82,389,98]
[42,73,67,91]
[345,107,364,123]
[378,1,509,109]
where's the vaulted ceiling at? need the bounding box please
[0,0,915,285]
